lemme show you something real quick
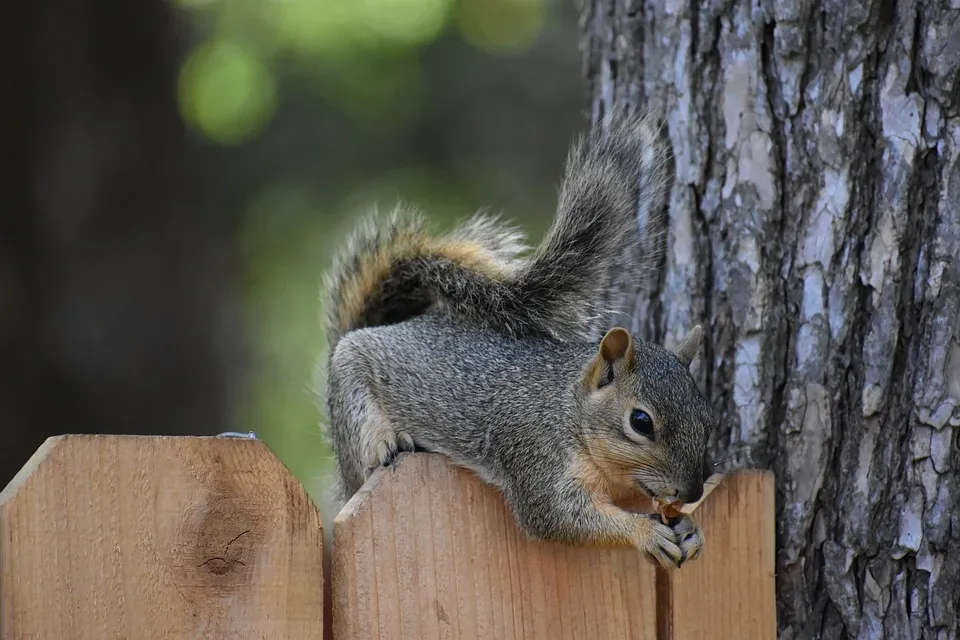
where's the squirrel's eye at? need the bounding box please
[629,409,655,439]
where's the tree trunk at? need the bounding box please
[581,0,960,638]
[0,1,241,486]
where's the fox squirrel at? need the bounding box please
[318,112,717,569]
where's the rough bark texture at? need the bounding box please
[0,1,241,486]
[581,0,960,638]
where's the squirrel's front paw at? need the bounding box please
[668,514,704,566]
[634,516,684,570]
[363,430,417,478]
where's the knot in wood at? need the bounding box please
[197,529,252,576]
[177,493,259,588]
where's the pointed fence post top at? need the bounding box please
[0,434,324,640]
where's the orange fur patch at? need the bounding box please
[570,450,616,498]
[581,356,606,391]
[571,446,639,506]
[421,238,507,278]
[576,435,666,514]
[570,452,651,546]
[599,328,634,370]
[590,502,645,547]
[335,230,420,334]
[582,329,637,391]
[335,234,505,335]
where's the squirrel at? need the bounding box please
[317,112,718,570]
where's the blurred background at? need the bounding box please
[2,0,587,501]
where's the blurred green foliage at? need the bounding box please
[173,0,584,501]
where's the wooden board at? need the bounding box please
[333,453,660,640]
[0,435,324,639]
[664,470,777,639]
[333,454,776,640]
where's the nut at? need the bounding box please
[655,499,683,523]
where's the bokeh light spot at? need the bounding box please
[360,0,452,45]
[456,0,544,53]
[270,0,356,54]
[178,39,278,145]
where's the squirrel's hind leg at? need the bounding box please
[329,339,418,486]
[353,395,416,478]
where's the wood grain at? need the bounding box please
[0,435,324,639]
[333,454,775,640]
[665,470,777,639]
[333,453,660,640]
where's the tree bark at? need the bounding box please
[581,0,960,638]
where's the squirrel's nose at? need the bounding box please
[678,484,703,504]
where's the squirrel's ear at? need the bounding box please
[584,328,635,391]
[672,325,703,368]
[600,327,634,366]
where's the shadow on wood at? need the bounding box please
[333,453,775,640]
[0,435,324,639]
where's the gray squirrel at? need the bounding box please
[318,113,717,569]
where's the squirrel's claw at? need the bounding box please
[397,432,416,454]
[364,430,418,478]
[670,515,704,566]
[638,516,685,570]
[636,513,703,570]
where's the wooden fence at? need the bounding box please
[1,435,776,639]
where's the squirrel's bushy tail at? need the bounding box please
[322,112,671,352]
[322,208,529,354]
[527,111,671,338]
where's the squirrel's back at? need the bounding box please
[330,314,591,488]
